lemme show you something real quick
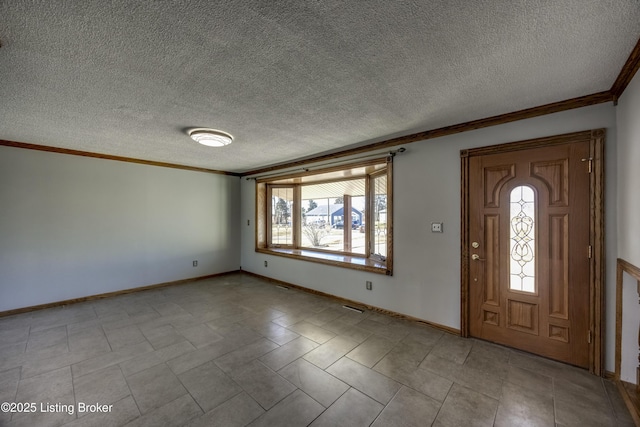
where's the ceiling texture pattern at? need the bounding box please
[1,1,639,173]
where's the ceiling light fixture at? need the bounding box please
[188,128,233,147]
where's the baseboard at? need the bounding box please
[0,270,241,318]
[241,270,461,335]
[617,379,640,426]
[605,370,617,380]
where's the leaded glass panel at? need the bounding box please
[510,185,535,293]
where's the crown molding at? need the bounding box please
[0,139,240,176]
[611,37,640,100]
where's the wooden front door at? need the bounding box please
[462,130,605,370]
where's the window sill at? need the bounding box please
[256,248,391,275]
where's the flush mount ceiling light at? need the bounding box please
[188,128,233,147]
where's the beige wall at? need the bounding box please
[617,71,640,382]
[617,72,640,266]
[0,146,241,312]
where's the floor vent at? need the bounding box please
[342,305,364,313]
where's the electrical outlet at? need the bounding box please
[264,260,268,267]
[366,281,372,290]
[431,222,443,233]
[192,260,198,267]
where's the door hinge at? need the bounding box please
[588,330,593,344]
[582,158,593,173]
[588,245,593,259]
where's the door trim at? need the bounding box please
[460,129,605,375]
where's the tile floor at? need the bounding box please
[0,272,634,426]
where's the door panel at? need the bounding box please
[468,140,591,368]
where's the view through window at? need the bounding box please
[300,179,366,254]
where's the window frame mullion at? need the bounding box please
[365,174,372,258]
[268,184,296,249]
[293,185,302,249]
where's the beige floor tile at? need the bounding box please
[12,366,76,426]
[505,365,554,397]
[140,324,185,350]
[126,363,187,414]
[429,333,473,364]
[0,341,27,360]
[104,325,146,351]
[21,346,107,380]
[247,389,324,427]
[251,321,300,345]
[26,325,68,352]
[384,335,436,366]
[327,357,401,405]
[72,341,154,378]
[287,321,336,344]
[214,338,279,373]
[67,326,111,354]
[178,360,242,412]
[346,334,396,368]
[305,307,346,327]
[372,386,441,427]
[185,392,264,427]
[229,360,296,410]
[303,335,358,369]
[469,338,511,363]
[374,353,453,402]
[555,398,616,427]
[178,323,224,348]
[0,326,30,346]
[310,388,383,427]
[279,358,349,407]
[494,381,555,427]
[356,319,410,343]
[433,383,498,427]
[73,365,130,412]
[124,394,202,427]
[0,366,20,402]
[166,339,242,375]
[322,318,372,343]
[259,336,318,371]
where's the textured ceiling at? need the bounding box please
[0,1,639,173]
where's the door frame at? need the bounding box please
[460,129,605,375]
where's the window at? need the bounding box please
[270,187,294,246]
[371,171,387,261]
[256,158,393,275]
[509,185,535,293]
[300,179,366,254]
